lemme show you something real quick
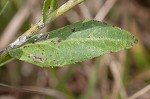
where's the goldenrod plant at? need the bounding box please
[0,0,137,67]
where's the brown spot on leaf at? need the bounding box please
[23,45,28,48]
[110,51,113,53]
[57,39,62,43]
[134,39,138,44]
[71,28,76,32]
[102,22,107,25]
[51,40,57,44]
[32,42,35,44]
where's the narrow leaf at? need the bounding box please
[9,20,137,67]
[0,0,9,16]
[43,0,58,22]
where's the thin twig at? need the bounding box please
[44,0,85,24]
[78,3,92,19]
[102,54,128,99]
[109,57,128,99]
[0,83,65,99]
[128,84,150,99]
[64,9,81,23]
[94,0,117,21]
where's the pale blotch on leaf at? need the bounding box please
[28,54,47,63]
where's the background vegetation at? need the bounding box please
[0,0,150,99]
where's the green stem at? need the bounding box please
[0,0,85,66]
[44,0,85,24]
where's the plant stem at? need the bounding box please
[44,0,86,25]
[0,0,85,66]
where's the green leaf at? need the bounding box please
[0,50,14,66]
[43,0,58,22]
[0,0,9,16]
[9,20,137,67]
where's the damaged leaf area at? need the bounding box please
[8,20,137,67]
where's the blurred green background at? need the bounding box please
[0,0,150,99]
